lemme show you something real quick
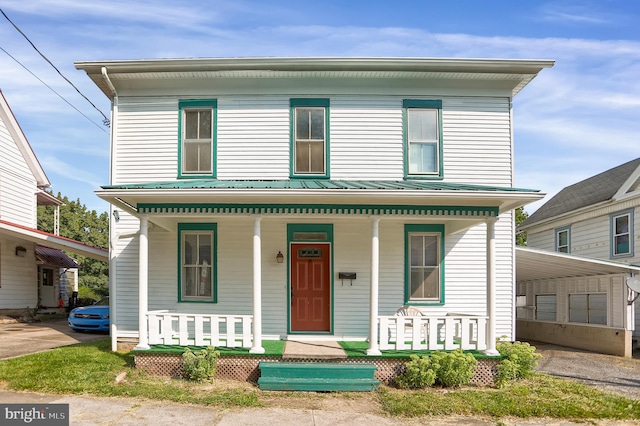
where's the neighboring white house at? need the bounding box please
[0,90,108,314]
[517,158,640,356]
[75,57,553,354]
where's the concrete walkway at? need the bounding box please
[0,318,105,360]
[283,340,347,359]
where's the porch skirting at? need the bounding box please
[133,353,500,386]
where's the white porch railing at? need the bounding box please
[378,314,488,351]
[147,310,253,348]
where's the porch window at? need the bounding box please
[555,226,570,253]
[178,223,217,303]
[403,100,443,179]
[569,293,606,325]
[178,99,217,178]
[610,210,633,258]
[290,98,330,178]
[405,224,445,305]
[535,294,557,321]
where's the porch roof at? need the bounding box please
[0,219,108,261]
[98,180,544,234]
[102,179,539,193]
[516,246,640,282]
[35,245,79,268]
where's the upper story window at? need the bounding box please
[290,98,330,178]
[178,223,217,303]
[610,209,634,258]
[405,224,445,305]
[178,100,217,178]
[555,226,570,253]
[403,100,443,179]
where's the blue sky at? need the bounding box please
[1,0,639,214]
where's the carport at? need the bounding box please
[516,247,640,357]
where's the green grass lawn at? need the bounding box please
[0,338,639,421]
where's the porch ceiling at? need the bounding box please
[516,247,640,282]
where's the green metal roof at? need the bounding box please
[102,179,540,193]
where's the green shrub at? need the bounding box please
[395,354,437,389]
[396,349,477,389]
[182,346,220,382]
[495,341,541,387]
[430,349,477,388]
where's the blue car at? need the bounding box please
[68,297,110,332]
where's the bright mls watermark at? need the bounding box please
[1,404,69,425]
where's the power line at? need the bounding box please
[0,45,108,134]
[0,7,110,128]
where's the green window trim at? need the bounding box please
[609,209,634,258]
[177,223,218,303]
[178,99,217,179]
[290,98,330,179]
[404,224,445,306]
[403,99,443,180]
[554,225,571,253]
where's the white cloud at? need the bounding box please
[39,155,104,189]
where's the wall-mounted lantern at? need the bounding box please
[15,246,27,257]
[276,251,284,264]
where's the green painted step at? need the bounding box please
[258,362,380,392]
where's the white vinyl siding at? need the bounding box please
[0,115,38,227]
[113,98,180,184]
[0,236,37,309]
[527,207,640,266]
[113,95,512,185]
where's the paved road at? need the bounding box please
[1,390,639,425]
[0,318,105,360]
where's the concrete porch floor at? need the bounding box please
[283,340,347,359]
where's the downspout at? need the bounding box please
[509,97,517,341]
[102,67,119,352]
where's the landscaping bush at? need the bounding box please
[430,349,477,388]
[182,346,220,382]
[395,354,437,389]
[495,340,541,387]
[396,349,477,389]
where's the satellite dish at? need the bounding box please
[626,276,640,293]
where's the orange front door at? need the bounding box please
[290,243,331,332]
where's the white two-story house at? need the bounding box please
[75,57,553,355]
[0,90,108,314]
[517,158,640,356]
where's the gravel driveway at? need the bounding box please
[532,341,640,400]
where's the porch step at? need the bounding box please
[258,362,379,392]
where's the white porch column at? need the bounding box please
[135,215,150,350]
[484,217,499,356]
[367,216,382,356]
[250,215,265,354]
